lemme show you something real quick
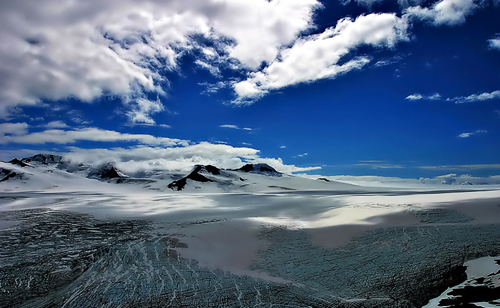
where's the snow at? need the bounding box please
[2,156,500,294]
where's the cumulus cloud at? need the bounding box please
[232,13,409,104]
[450,90,500,103]
[63,144,320,174]
[0,0,321,119]
[405,93,441,100]
[405,0,480,25]
[219,124,252,131]
[489,36,500,50]
[0,122,29,136]
[0,123,318,174]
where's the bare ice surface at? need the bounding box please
[1,162,500,307]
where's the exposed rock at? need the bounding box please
[167,165,213,191]
[8,159,29,167]
[100,167,120,179]
[235,163,281,176]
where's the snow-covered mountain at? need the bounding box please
[0,154,356,193]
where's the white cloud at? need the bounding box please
[63,143,320,174]
[0,126,188,146]
[0,122,29,136]
[489,37,500,50]
[0,0,321,119]
[405,93,441,100]
[232,13,409,103]
[294,153,308,158]
[408,90,500,103]
[405,0,479,25]
[219,124,252,131]
[44,121,69,128]
[280,145,287,149]
[457,130,487,138]
[356,162,405,169]
[405,93,424,100]
[0,124,318,174]
[344,0,425,8]
[194,60,221,77]
[419,163,500,170]
[450,90,500,103]
[125,98,164,124]
[325,173,500,186]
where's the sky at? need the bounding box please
[0,0,499,179]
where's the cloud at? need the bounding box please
[450,90,500,103]
[419,163,500,170]
[309,173,500,186]
[0,125,188,146]
[0,123,318,174]
[489,36,500,50]
[407,90,500,103]
[343,0,425,8]
[405,0,479,25]
[0,122,29,136]
[125,98,164,124]
[280,145,287,149]
[219,124,252,131]
[62,143,320,174]
[457,129,487,138]
[232,13,409,104]
[356,162,405,169]
[0,0,321,119]
[294,153,308,158]
[44,121,69,128]
[405,93,441,100]
[194,60,221,77]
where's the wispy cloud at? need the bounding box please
[450,90,500,104]
[219,124,252,131]
[356,163,405,169]
[405,90,500,104]
[293,153,308,158]
[44,121,69,129]
[418,163,500,170]
[457,130,487,138]
[405,93,441,100]
[0,125,188,147]
[280,145,287,149]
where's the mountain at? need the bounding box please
[235,163,281,176]
[1,154,358,193]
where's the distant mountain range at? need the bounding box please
[0,154,353,193]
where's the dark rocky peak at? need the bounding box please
[167,165,216,191]
[101,167,120,179]
[21,154,63,164]
[9,158,30,167]
[236,163,280,175]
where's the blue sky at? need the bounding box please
[0,0,499,178]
